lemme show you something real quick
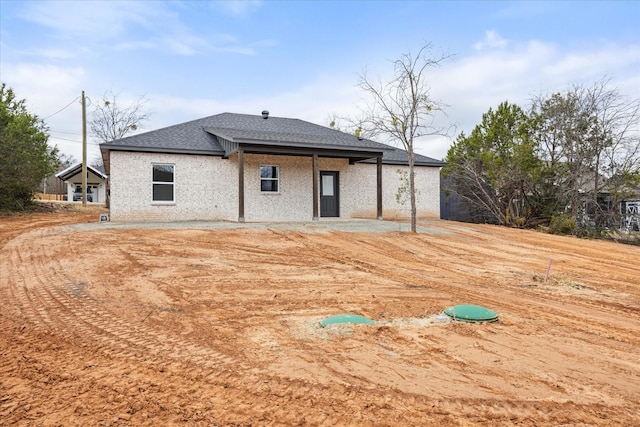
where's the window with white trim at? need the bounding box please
[152,164,174,202]
[260,165,279,192]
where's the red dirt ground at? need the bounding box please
[1,207,639,426]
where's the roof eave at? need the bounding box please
[360,159,447,167]
[55,163,108,181]
[239,142,383,161]
[100,144,225,157]
[235,138,391,153]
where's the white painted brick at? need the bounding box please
[109,151,441,222]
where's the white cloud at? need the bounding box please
[3,63,85,113]
[113,33,255,57]
[207,34,256,55]
[474,30,508,51]
[216,0,262,16]
[421,40,640,160]
[18,1,262,58]
[2,62,95,161]
[146,73,361,132]
[26,47,90,60]
[21,1,153,41]
[542,43,640,83]
[3,2,637,166]
[163,38,200,56]
[135,37,639,164]
[112,40,156,52]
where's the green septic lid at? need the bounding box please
[320,314,376,328]
[444,304,499,323]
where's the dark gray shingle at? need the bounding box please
[101,112,445,166]
[363,146,446,167]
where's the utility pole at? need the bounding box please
[81,90,87,207]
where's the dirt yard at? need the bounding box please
[1,207,639,426]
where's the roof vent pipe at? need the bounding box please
[262,110,269,119]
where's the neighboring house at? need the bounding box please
[621,200,640,231]
[99,111,446,222]
[55,163,108,203]
[621,185,640,231]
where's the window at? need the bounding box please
[260,165,279,192]
[152,164,174,202]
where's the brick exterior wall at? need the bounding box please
[343,163,442,219]
[109,151,441,222]
[244,154,314,221]
[109,151,236,222]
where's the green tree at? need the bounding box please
[0,84,59,210]
[444,101,542,226]
[530,92,579,222]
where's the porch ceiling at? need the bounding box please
[236,142,383,164]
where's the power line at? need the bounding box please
[42,96,81,120]
[50,129,81,135]
[50,135,100,145]
[49,136,81,143]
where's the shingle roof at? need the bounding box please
[55,163,108,181]
[99,115,226,154]
[202,113,392,152]
[362,146,446,167]
[100,112,445,166]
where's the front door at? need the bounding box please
[320,171,339,217]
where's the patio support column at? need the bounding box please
[377,155,383,220]
[238,148,245,222]
[312,153,319,220]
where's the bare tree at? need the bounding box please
[532,78,640,231]
[355,44,452,232]
[90,153,104,171]
[90,91,150,208]
[90,91,150,143]
[584,79,640,228]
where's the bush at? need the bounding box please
[549,214,576,235]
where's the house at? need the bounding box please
[620,185,640,231]
[99,111,446,222]
[55,163,108,203]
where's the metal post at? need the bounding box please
[238,149,245,222]
[312,153,319,220]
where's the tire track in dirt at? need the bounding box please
[0,226,483,422]
[439,221,640,283]
[271,229,640,391]
[2,214,639,425]
[2,226,442,424]
[2,227,248,375]
[275,229,639,340]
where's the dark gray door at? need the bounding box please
[320,171,339,217]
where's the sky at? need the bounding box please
[1,0,639,164]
